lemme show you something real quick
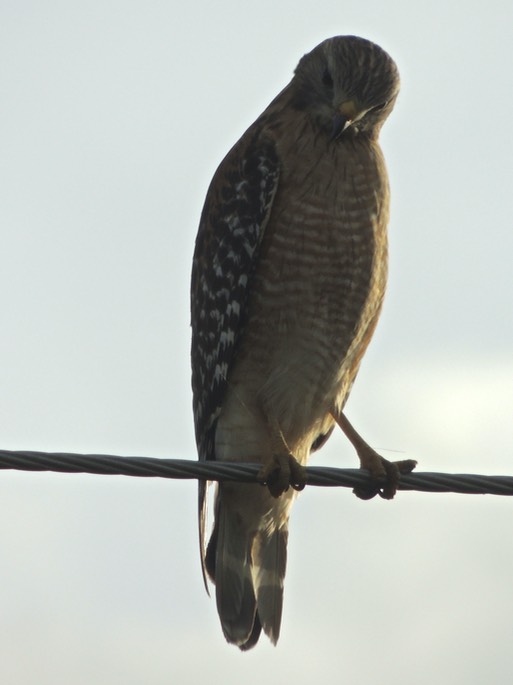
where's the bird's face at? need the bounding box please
[292,35,400,139]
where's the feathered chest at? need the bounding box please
[248,133,389,342]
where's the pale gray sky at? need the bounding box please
[2,1,513,683]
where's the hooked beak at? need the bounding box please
[330,99,359,140]
[330,113,351,140]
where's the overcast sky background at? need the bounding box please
[2,1,513,683]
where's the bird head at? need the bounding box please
[292,35,400,139]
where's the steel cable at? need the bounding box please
[1,448,512,496]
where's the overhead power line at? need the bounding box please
[1,448,512,496]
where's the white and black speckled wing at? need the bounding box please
[191,129,280,575]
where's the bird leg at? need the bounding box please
[257,418,307,498]
[332,411,417,500]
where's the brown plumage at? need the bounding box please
[191,35,410,650]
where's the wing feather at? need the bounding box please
[190,130,280,586]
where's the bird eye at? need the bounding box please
[321,67,334,89]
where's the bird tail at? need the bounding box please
[206,498,288,650]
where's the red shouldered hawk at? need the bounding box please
[191,35,415,650]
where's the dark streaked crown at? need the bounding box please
[291,35,400,136]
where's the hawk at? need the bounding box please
[191,35,415,650]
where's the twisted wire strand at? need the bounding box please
[1,448,512,496]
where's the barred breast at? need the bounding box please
[215,114,389,467]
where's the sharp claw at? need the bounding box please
[353,484,381,500]
[395,459,418,475]
[354,454,418,501]
[258,454,306,497]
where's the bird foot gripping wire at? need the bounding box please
[257,453,307,498]
[353,456,418,500]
